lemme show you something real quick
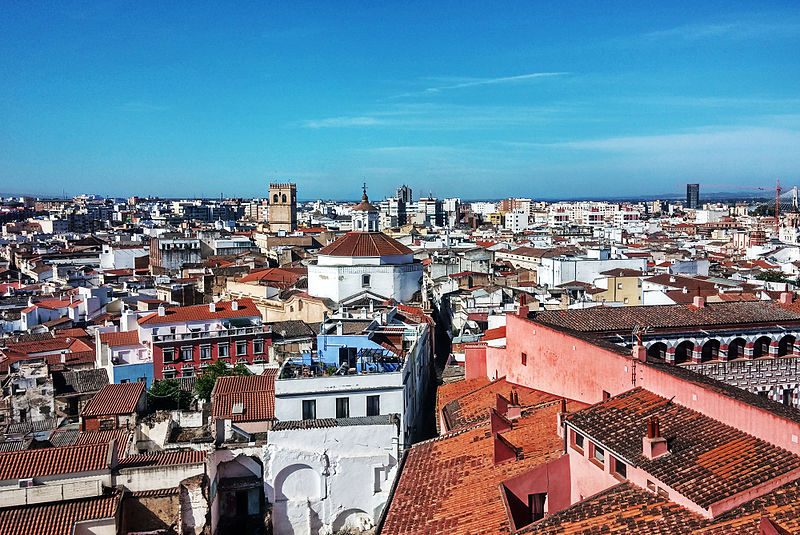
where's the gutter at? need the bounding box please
[375,446,409,534]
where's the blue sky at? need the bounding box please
[2,1,800,200]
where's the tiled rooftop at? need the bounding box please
[566,388,800,509]
[0,493,120,535]
[212,369,277,422]
[82,382,145,417]
[381,398,585,535]
[98,330,140,347]
[138,298,260,326]
[0,443,110,481]
[317,232,412,257]
[533,300,800,333]
[116,450,205,469]
[522,482,704,534]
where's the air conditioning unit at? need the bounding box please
[19,478,34,488]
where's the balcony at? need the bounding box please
[153,325,268,343]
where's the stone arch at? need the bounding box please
[728,338,746,360]
[701,339,720,362]
[753,336,772,358]
[647,342,667,361]
[332,508,372,532]
[282,193,287,203]
[778,334,796,357]
[273,193,278,203]
[274,463,320,501]
[674,340,695,365]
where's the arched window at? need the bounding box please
[273,194,279,203]
[675,341,695,365]
[647,343,667,361]
[778,335,796,357]
[753,336,772,358]
[282,194,287,203]
[728,338,746,360]
[701,340,720,362]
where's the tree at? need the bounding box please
[148,379,193,410]
[194,360,252,402]
[756,270,787,283]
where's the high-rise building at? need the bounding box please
[686,183,700,209]
[396,185,412,204]
[268,183,297,232]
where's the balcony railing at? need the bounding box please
[153,325,268,343]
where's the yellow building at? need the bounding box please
[591,268,643,306]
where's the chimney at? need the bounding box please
[633,344,647,362]
[209,302,216,313]
[780,292,793,305]
[60,351,66,364]
[557,397,568,437]
[157,305,165,317]
[231,300,239,311]
[517,293,529,317]
[642,416,668,459]
[692,295,705,308]
[507,389,521,420]
[336,321,343,336]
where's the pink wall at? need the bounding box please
[477,312,800,456]
[501,455,571,531]
[465,342,487,380]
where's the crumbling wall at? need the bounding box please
[180,474,210,535]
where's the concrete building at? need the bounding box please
[149,238,202,274]
[269,183,297,233]
[687,183,700,209]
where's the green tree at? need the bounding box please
[756,270,787,283]
[194,361,252,402]
[148,379,193,410]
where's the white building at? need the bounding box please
[264,416,400,535]
[308,232,423,303]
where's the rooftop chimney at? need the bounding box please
[780,292,793,305]
[517,293,529,317]
[507,389,521,420]
[209,302,216,313]
[642,416,668,459]
[336,321,343,336]
[633,344,647,362]
[692,295,705,308]
[157,305,165,317]
[231,300,239,311]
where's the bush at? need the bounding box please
[148,379,193,410]
[194,360,252,402]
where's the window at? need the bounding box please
[784,389,794,406]
[302,400,316,420]
[163,348,175,363]
[182,366,195,377]
[200,345,211,360]
[623,297,629,304]
[617,283,623,289]
[236,340,247,356]
[362,274,371,288]
[367,395,380,416]
[336,397,350,418]
[572,430,585,452]
[218,343,229,358]
[613,457,627,479]
[521,352,527,366]
[181,346,193,361]
[163,368,177,379]
[593,444,605,465]
[253,339,264,354]
[121,379,130,384]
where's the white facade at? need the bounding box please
[537,256,648,287]
[99,244,149,270]
[264,419,400,535]
[503,209,529,233]
[308,261,422,303]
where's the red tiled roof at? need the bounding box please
[481,326,506,341]
[117,450,205,469]
[32,298,73,310]
[212,369,277,422]
[138,298,260,326]
[237,267,305,286]
[0,493,120,535]
[82,382,145,417]
[98,330,140,347]
[566,388,800,510]
[317,232,412,257]
[381,398,585,535]
[76,429,131,446]
[0,443,109,481]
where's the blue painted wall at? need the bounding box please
[112,362,155,388]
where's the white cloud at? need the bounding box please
[639,20,800,42]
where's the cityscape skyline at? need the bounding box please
[3,2,800,199]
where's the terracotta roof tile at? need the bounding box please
[565,388,800,510]
[317,232,412,257]
[82,382,145,417]
[212,369,277,422]
[0,443,109,481]
[98,330,140,347]
[0,493,120,535]
[138,298,260,326]
[117,450,205,469]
